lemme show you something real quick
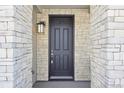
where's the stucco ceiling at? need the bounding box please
[38,5,89,9]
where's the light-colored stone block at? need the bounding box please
[115,79,120,84]
[114,66,124,70]
[119,10,124,16]
[0,22,7,30]
[0,36,5,42]
[114,53,120,60]
[7,49,14,58]
[107,71,124,78]
[0,81,13,88]
[115,17,124,22]
[108,22,124,30]
[114,30,124,37]
[121,45,124,51]
[121,79,124,87]
[108,61,122,65]
[6,66,14,72]
[8,22,15,30]
[6,36,14,42]
[0,77,6,80]
[107,10,114,16]
[0,66,6,72]
[114,10,119,16]
[0,49,6,58]
[108,6,124,9]
[107,52,114,60]
[0,8,14,17]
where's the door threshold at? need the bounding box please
[50,76,73,81]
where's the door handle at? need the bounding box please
[51,53,53,56]
[51,49,53,56]
[51,60,53,64]
[51,50,54,64]
[51,50,53,58]
[51,56,53,64]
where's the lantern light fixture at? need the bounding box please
[37,21,45,33]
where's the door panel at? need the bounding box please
[49,17,73,80]
[63,28,69,50]
[54,28,60,50]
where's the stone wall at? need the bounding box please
[13,5,33,88]
[90,5,124,88]
[106,6,124,88]
[90,5,109,87]
[0,5,15,88]
[0,5,33,88]
[37,9,90,81]
[1,5,124,88]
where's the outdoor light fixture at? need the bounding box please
[37,21,45,33]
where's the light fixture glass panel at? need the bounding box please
[37,22,45,33]
[38,24,41,32]
[40,24,44,32]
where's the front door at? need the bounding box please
[49,16,74,80]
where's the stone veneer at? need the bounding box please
[90,5,124,88]
[90,5,109,88]
[106,6,124,88]
[13,5,33,88]
[1,5,124,88]
[37,9,90,81]
[0,5,15,88]
[0,5,33,88]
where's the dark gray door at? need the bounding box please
[49,17,73,80]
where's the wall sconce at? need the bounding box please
[37,21,45,33]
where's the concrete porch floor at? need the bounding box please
[33,81,91,88]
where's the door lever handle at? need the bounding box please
[51,60,53,64]
[51,50,53,64]
[51,53,53,56]
[51,55,53,64]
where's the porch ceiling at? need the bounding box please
[36,5,89,12]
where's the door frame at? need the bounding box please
[48,15,75,81]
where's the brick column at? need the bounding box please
[90,5,109,88]
[0,5,33,88]
[90,5,124,88]
[0,5,15,88]
[106,6,124,88]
